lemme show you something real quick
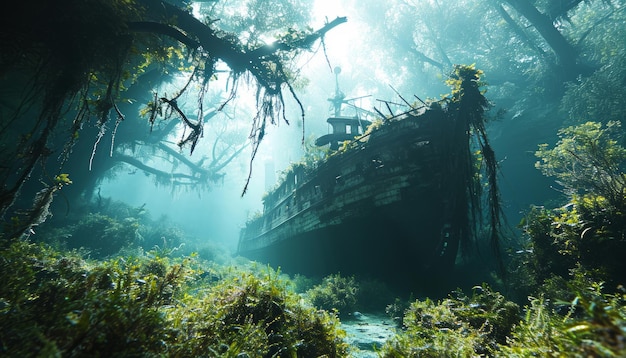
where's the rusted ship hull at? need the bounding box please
[238,109,461,285]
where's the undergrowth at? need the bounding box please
[0,239,348,357]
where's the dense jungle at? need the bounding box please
[1,0,625,356]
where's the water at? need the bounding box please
[342,312,397,357]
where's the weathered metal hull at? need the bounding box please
[238,109,461,286]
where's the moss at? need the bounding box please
[306,273,359,318]
[203,270,348,357]
[380,284,519,357]
[502,276,626,357]
[0,240,348,357]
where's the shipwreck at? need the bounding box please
[237,65,501,289]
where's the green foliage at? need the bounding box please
[0,241,349,357]
[535,121,626,207]
[57,212,141,258]
[516,191,626,294]
[379,273,625,357]
[362,118,385,136]
[302,133,331,166]
[380,284,519,357]
[502,273,626,357]
[512,206,573,293]
[304,274,394,318]
[385,297,412,328]
[290,273,317,293]
[167,269,348,357]
[0,239,191,356]
[446,63,486,100]
[37,199,194,260]
[306,274,359,318]
[561,56,626,126]
[506,118,626,356]
[140,222,186,255]
[518,121,626,289]
[53,173,73,186]
[271,134,331,188]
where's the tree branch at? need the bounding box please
[115,153,200,182]
[246,16,348,60]
[156,142,208,175]
[504,0,578,70]
[493,3,546,57]
[128,21,200,48]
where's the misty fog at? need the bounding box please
[96,0,552,254]
[3,0,626,355]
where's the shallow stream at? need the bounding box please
[341,312,397,357]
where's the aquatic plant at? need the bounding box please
[33,211,141,258]
[502,274,626,357]
[519,196,626,288]
[306,273,360,318]
[290,273,318,293]
[0,239,188,356]
[380,267,626,357]
[67,213,141,257]
[380,284,519,357]
[167,269,348,357]
[386,297,412,328]
[503,119,626,356]
[0,239,348,356]
[35,199,197,261]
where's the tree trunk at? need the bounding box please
[504,0,579,77]
[546,0,585,20]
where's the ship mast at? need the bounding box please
[329,66,345,117]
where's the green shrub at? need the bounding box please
[380,284,519,357]
[306,273,359,318]
[513,121,626,293]
[0,240,349,357]
[166,269,348,357]
[502,275,626,357]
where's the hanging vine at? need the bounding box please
[445,64,504,274]
[0,0,346,237]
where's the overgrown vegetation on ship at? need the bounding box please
[0,239,349,357]
[260,65,504,273]
[363,64,503,272]
[443,64,504,273]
